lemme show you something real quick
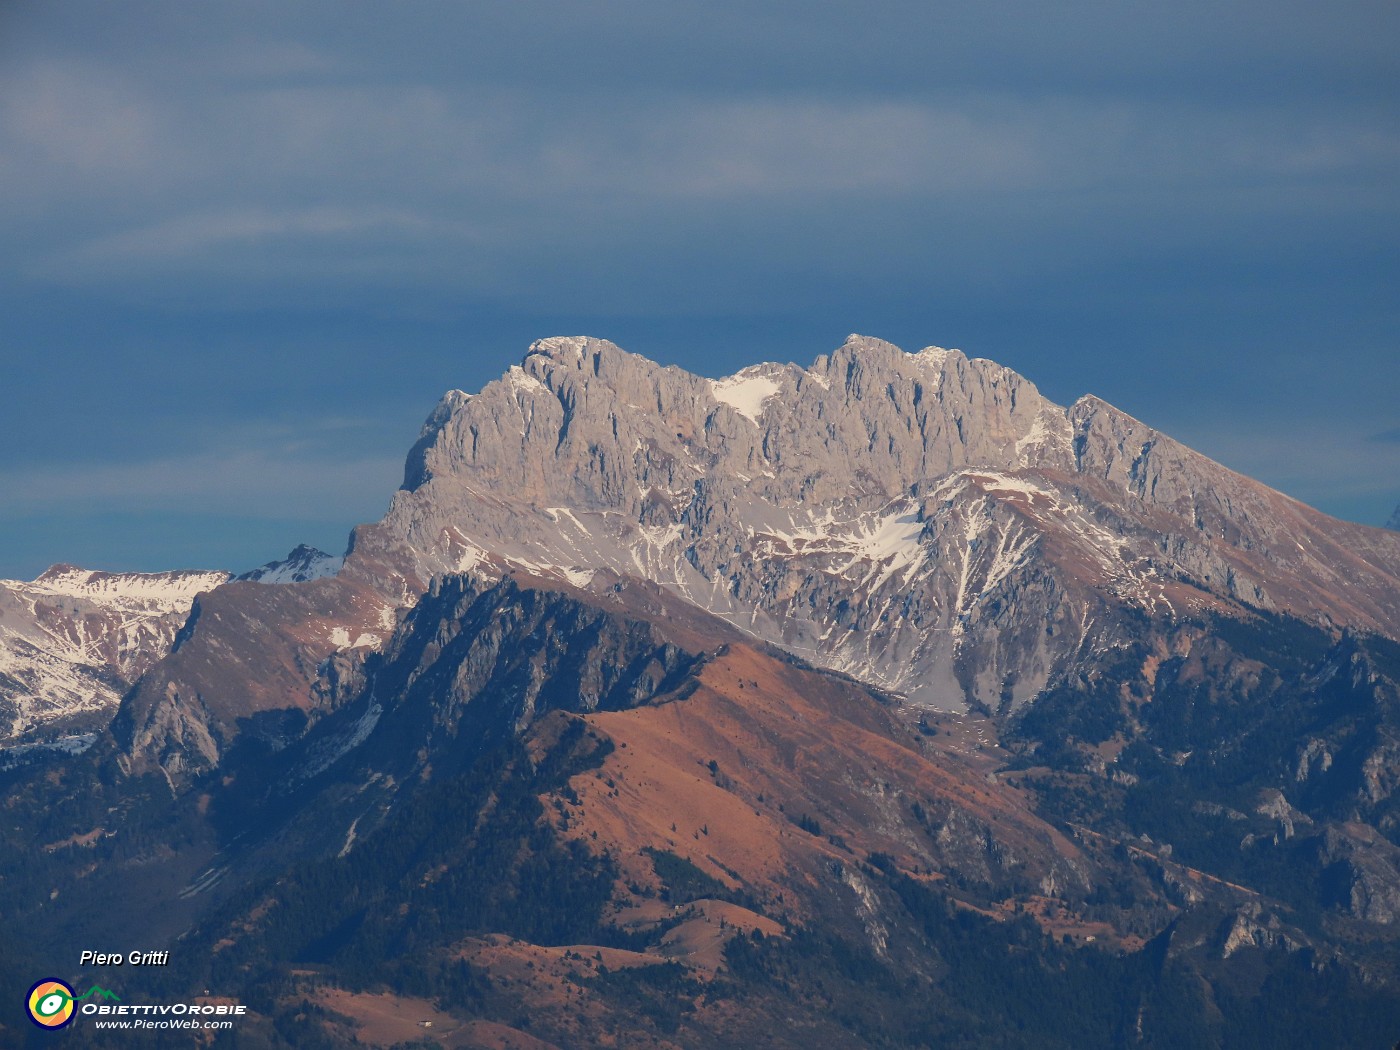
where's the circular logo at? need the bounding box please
[27,979,76,1029]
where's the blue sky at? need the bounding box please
[2,1,1397,578]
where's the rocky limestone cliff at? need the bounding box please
[356,334,1400,707]
[362,572,705,747]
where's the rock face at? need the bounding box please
[109,571,398,780]
[0,565,230,742]
[1314,825,1400,925]
[358,334,1400,707]
[362,573,705,745]
[110,335,1400,780]
[331,573,1094,918]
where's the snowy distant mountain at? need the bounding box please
[238,544,343,584]
[0,546,342,744]
[0,564,229,741]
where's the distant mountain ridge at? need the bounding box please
[0,544,350,746]
[0,543,361,750]
[0,565,230,741]
[104,335,1400,781]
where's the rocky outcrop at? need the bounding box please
[109,571,397,780]
[361,573,704,747]
[1220,902,1307,957]
[1315,826,1400,925]
[1255,789,1311,842]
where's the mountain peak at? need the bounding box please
[521,335,643,378]
[830,332,907,367]
[524,334,595,361]
[332,337,1373,713]
[34,562,86,582]
[237,545,343,584]
[90,332,1400,786]
[840,332,902,352]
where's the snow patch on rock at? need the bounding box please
[711,369,781,424]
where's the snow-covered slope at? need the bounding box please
[0,565,229,740]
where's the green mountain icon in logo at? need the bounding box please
[74,986,121,1003]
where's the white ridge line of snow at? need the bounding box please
[339,816,361,858]
[9,569,230,604]
[299,699,383,782]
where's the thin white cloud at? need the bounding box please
[12,77,1394,292]
[0,448,403,523]
[7,49,1395,209]
[44,206,469,269]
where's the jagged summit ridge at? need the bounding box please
[403,334,1070,505]
[22,564,229,604]
[375,333,1081,706]
[357,334,1400,709]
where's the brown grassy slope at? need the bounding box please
[554,642,1097,934]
